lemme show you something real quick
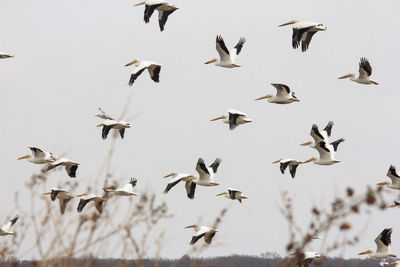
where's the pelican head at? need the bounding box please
[300,141,314,147]
[125,59,139,67]
[210,115,227,121]
[278,20,298,27]
[338,73,355,80]
[358,249,374,255]
[120,121,131,128]
[204,58,217,64]
[134,1,145,6]
[167,5,179,10]
[17,154,31,160]
[302,157,317,164]
[255,94,273,101]
[291,93,300,102]
[389,201,400,208]
[272,158,283,164]
[315,24,327,31]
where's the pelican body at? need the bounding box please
[103,177,138,196]
[303,141,341,165]
[300,122,345,152]
[377,165,400,190]
[184,224,218,245]
[216,188,247,203]
[255,83,299,104]
[96,108,131,140]
[273,158,305,178]
[338,57,378,85]
[279,20,327,52]
[163,172,196,195]
[125,59,161,86]
[294,251,321,267]
[205,35,245,68]
[47,158,79,178]
[359,228,396,265]
[134,0,178,31]
[76,194,106,214]
[42,189,74,214]
[18,147,55,164]
[210,109,252,130]
[0,216,18,236]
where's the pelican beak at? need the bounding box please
[358,250,372,255]
[300,141,313,146]
[272,159,283,164]
[134,1,145,6]
[389,204,398,208]
[278,20,297,27]
[42,192,52,195]
[231,64,241,67]
[204,58,217,64]
[377,181,389,186]
[164,173,176,178]
[75,193,87,197]
[125,59,138,66]
[302,157,315,164]
[332,160,341,163]
[210,115,225,121]
[96,123,104,127]
[255,95,271,101]
[184,224,196,229]
[17,154,30,160]
[388,254,398,258]
[244,119,253,123]
[241,196,248,199]
[338,73,353,79]
[103,187,114,190]
[216,192,226,196]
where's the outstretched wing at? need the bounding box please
[102,125,113,140]
[148,65,161,82]
[185,181,196,199]
[158,9,176,31]
[144,3,163,23]
[96,108,114,120]
[271,83,290,98]
[330,138,345,152]
[323,121,334,137]
[209,158,222,173]
[359,57,372,79]
[196,158,210,176]
[234,37,246,55]
[66,164,78,178]
[215,35,231,62]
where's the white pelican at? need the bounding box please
[76,193,106,214]
[359,228,396,265]
[184,224,218,245]
[300,122,345,152]
[303,141,341,165]
[279,20,327,52]
[163,172,196,195]
[272,158,305,178]
[0,216,18,236]
[42,189,74,214]
[255,83,299,104]
[216,188,247,203]
[96,108,131,140]
[205,35,246,68]
[389,201,400,208]
[125,59,161,86]
[293,251,321,267]
[210,109,252,130]
[103,177,138,196]
[377,165,400,190]
[0,52,14,59]
[386,261,400,266]
[338,57,378,85]
[47,158,79,178]
[134,0,178,31]
[184,158,221,199]
[17,147,55,164]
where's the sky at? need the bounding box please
[1,0,400,260]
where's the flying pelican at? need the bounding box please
[338,57,378,85]
[0,216,18,236]
[216,188,247,203]
[42,189,74,214]
[0,52,14,59]
[293,251,321,267]
[272,158,306,178]
[17,147,55,164]
[125,59,161,86]
[377,165,400,190]
[103,177,138,196]
[210,109,252,130]
[134,0,178,31]
[163,172,196,195]
[255,83,299,104]
[359,228,396,266]
[205,35,246,68]
[279,20,327,52]
[389,201,400,208]
[300,122,345,152]
[76,194,106,214]
[96,108,131,140]
[184,224,218,245]
[184,158,221,199]
[47,158,79,178]
[303,141,341,165]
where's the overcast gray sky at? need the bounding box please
[1,0,400,260]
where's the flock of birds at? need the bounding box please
[0,0,395,266]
